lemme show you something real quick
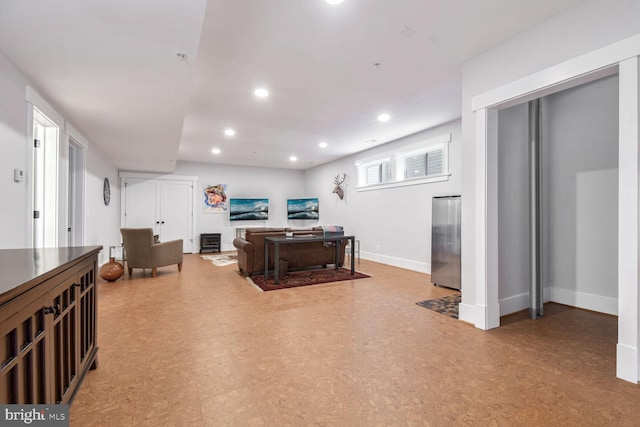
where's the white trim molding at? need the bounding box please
[616,56,640,383]
[549,288,618,317]
[460,31,640,383]
[469,33,640,383]
[65,122,89,149]
[25,86,64,127]
[359,251,429,274]
[472,33,640,112]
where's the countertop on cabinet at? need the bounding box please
[0,246,103,306]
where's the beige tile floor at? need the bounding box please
[70,254,640,426]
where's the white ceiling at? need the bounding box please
[0,0,584,172]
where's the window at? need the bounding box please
[405,154,426,179]
[427,148,444,175]
[356,133,451,191]
[366,161,389,185]
[404,146,444,180]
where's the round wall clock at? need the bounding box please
[103,178,111,206]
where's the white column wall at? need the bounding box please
[617,56,640,383]
[464,32,640,382]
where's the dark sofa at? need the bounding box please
[232,227,347,276]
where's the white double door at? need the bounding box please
[123,178,194,253]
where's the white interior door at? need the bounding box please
[67,138,86,247]
[123,177,193,253]
[123,178,159,232]
[160,181,193,252]
[32,108,59,248]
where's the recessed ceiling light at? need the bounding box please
[224,128,236,137]
[326,0,344,4]
[254,88,269,98]
[211,148,221,155]
[289,156,298,162]
[319,141,328,148]
[377,113,390,122]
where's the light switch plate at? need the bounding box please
[14,168,24,182]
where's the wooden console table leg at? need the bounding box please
[274,242,280,285]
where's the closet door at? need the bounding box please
[123,178,159,232]
[122,177,194,253]
[159,180,193,252]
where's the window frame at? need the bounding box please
[356,133,451,192]
[364,159,391,186]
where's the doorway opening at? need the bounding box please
[496,74,619,318]
[68,137,86,246]
[32,107,59,248]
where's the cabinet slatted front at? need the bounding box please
[0,247,101,404]
[0,293,49,404]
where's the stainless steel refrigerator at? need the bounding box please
[431,195,461,290]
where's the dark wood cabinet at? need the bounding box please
[0,246,101,404]
[200,233,221,253]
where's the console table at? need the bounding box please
[200,233,221,253]
[264,235,355,285]
[0,246,101,404]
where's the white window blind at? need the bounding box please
[405,154,427,179]
[367,162,389,185]
[355,133,451,191]
[426,148,443,175]
[367,165,380,184]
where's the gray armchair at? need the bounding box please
[120,228,183,277]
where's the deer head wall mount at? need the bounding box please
[332,173,347,200]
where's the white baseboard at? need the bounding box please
[499,287,617,317]
[499,292,530,316]
[550,287,618,316]
[458,302,477,325]
[360,251,430,274]
[617,343,639,383]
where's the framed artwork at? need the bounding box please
[203,184,228,213]
[287,198,319,220]
[230,198,269,221]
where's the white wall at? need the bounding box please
[460,0,640,323]
[0,49,31,248]
[304,120,462,273]
[0,47,120,262]
[173,161,305,251]
[85,146,121,264]
[545,74,619,314]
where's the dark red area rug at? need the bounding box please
[249,267,370,291]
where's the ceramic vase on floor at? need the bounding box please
[100,257,124,282]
